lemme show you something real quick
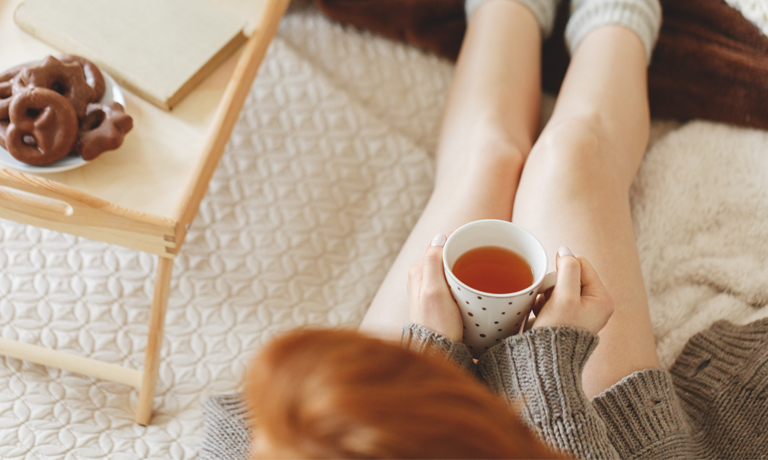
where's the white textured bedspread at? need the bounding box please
[1,3,767,458]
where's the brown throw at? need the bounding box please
[314,0,768,131]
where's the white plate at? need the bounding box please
[0,61,125,174]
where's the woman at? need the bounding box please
[361,0,662,399]
[203,0,768,457]
[231,248,614,458]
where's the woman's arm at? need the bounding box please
[479,326,621,459]
[406,239,622,458]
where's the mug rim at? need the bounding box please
[443,219,548,298]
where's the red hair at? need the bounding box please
[244,328,561,459]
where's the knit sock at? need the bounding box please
[565,0,662,64]
[465,0,563,39]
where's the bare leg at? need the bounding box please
[513,26,660,398]
[360,0,543,338]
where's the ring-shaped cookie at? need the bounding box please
[60,55,106,101]
[0,64,24,83]
[0,90,12,121]
[17,56,95,118]
[0,67,24,147]
[0,119,9,151]
[6,88,78,166]
[0,65,24,121]
[76,102,133,161]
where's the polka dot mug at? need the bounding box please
[443,219,557,358]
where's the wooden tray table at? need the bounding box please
[0,0,289,425]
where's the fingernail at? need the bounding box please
[431,233,447,247]
[557,246,573,257]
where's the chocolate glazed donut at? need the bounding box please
[15,56,95,118]
[5,88,78,166]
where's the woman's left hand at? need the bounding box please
[407,233,463,343]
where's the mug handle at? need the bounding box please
[539,271,557,292]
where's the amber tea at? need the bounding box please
[452,245,534,294]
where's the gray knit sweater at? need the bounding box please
[202,319,768,459]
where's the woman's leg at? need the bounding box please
[513,25,660,398]
[360,0,543,338]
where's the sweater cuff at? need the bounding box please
[402,322,477,375]
[201,394,251,460]
[591,369,687,458]
[478,326,598,420]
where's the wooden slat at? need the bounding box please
[0,169,177,257]
[173,0,291,245]
[134,256,174,425]
[0,337,142,388]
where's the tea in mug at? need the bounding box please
[452,246,534,294]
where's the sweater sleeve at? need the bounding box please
[401,322,478,377]
[201,394,251,460]
[477,326,620,459]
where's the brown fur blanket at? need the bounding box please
[314,0,768,131]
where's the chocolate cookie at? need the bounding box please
[0,64,23,122]
[0,55,132,166]
[5,88,78,166]
[60,55,106,101]
[15,56,96,118]
[76,102,133,161]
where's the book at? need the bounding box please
[14,0,247,110]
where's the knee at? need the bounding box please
[468,138,527,193]
[530,117,625,193]
[467,120,532,165]
[436,122,528,189]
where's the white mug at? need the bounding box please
[443,220,557,358]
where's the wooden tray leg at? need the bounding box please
[135,256,174,425]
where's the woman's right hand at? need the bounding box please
[532,247,614,335]
[407,233,464,343]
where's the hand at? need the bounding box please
[532,247,614,335]
[407,233,463,342]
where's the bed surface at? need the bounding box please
[1,2,767,458]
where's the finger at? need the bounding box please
[408,257,425,308]
[420,234,448,299]
[524,314,535,331]
[555,246,581,301]
[532,289,551,316]
[576,256,608,299]
[426,232,450,251]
